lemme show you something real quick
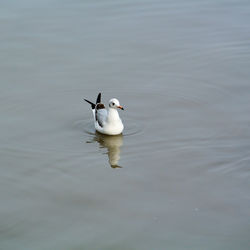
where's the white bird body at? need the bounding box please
[85,94,124,135]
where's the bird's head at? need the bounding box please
[109,98,124,110]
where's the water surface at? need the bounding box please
[1,0,250,249]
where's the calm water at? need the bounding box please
[1,0,250,249]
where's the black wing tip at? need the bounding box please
[84,98,95,109]
[96,93,101,104]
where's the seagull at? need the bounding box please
[84,93,124,135]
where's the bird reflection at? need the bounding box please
[89,132,123,168]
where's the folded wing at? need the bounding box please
[95,103,107,128]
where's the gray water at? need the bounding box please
[1,0,250,249]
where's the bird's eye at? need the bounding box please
[112,102,115,106]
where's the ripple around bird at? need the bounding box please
[74,117,143,137]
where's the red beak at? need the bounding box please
[118,105,124,110]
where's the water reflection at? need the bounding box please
[90,132,123,168]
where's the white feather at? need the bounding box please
[92,98,124,135]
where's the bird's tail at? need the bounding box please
[84,99,95,109]
[84,93,102,110]
[96,93,101,104]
